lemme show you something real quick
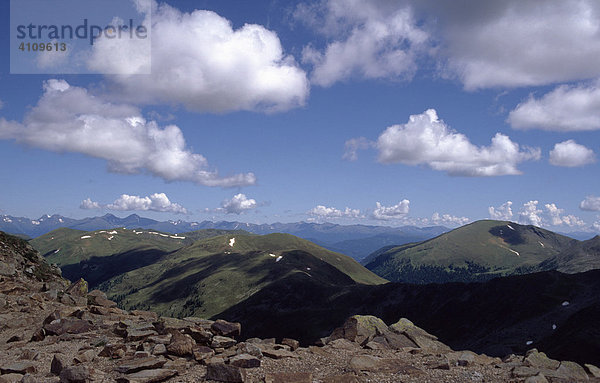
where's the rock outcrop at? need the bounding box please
[1,231,600,382]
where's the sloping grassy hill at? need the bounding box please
[30,227,250,287]
[365,220,576,283]
[538,235,600,274]
[99,233,387,318]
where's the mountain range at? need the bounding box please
[1,213,447,260]
[363,220,600,283]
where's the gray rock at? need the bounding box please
[523,349,560,370]
[51,354,71,375]
[229,354,261,368]
[211,335,237,349]
[210,320,241,338]
[59,365,95,383]
[152,344,167,356]
[585,364,600,377]
[115,368,177,383]
[205,363,246,383]
[556,361,589,381]
[115,357,166,374]
[0,362,36,374]
[524,374,549,383]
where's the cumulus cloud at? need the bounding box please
[427,0,600,89]
[430,212,470,227]
[0,80,255,187]
[549,140,596,167]
[81,193,188,214]
[221,194,258,215]
[296,0,428,86]
[517,200,585,228]
[308,205,362,219]
[518,200,544,227]
[80,198,101,210]
[544,203,585,227]
[508,83,600,131]
[372,200,410,220]
[489,201,514,220]
[580,196,600,211]
[91,2,308,113]
[373,109,540,176]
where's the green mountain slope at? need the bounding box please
[538,235,600,274]
[30,227,250,287]
[99,233,387,318]
[365,220,577,283]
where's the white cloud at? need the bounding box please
[430,212,470,227]
[221,194,258,215]
[0,79,255,187]
[428,0,600,89]
[297,0,428,86]
[81,193,188,214]
[518,200,544,227]
[489,201,514,220]
[372,200,410,220]
[594,220,600,233]
[343,137,372,161]
[373,109,540,176]
[580,196,600,212]
[518,200,585,228]
[308,205,361,219]
[92,2,308,113]
[80,198,101,210]
[549,140,596,167]
[544,203,585,228]
[508,83,600,131]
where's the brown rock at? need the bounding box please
[185,326,212,344]
[193,346,215,362]
[211,319,241,338]
[281,338,299,351]
[115,357,166,374]
[74,349,96,364]
[166,332,195,357]
[585,364,600,378]
[264,372,312,383]
[18,350,39,361]
[29,328,45,342]
[59,365,98,383]
[99,343,127,359]
[327,339,360,350]
[65,279,88,297]
[51,354,71,375]
[88,295,117,308]
[130,310,159,321]
[229,354,260,368]
[127,329,159,342]
[322,374,360,383]
[512,366,541,378]
[523,349,560,370]
[389,318,451,353]
[205,363,246,382]
[0,374,25,383]
[0,362,36,374]
[261,348,296,359]
[152,344,167,356]
[556,361,589,381]
[116,368,177,383]
[341,315,388,346]
[524,374,549,383]
[43,318,93,336]
[236,342,263,359]
[211,335,237,349]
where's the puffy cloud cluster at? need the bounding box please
[491,200,586,228]
[297,0,428,86]
[429,212,470,227]
[372,200,410,220]
[508,83,600,131]
[371,109,540,176]
[427,0,600,89]
[308,205,362,219]
[580,196,600,212]
[221,194,258,215]
[81,193,188,214]
[549,140,596,167]
[92,2,308,113]
[0,80,255,187]
[489,201,514,221]
[297,0,600,89]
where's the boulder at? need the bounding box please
[59,365,98,383]
[115,357,167,374]
[389,318,451,353]
[116,368,177,383]
[281,338,300,351]
[523,349,560,370]
[205,363,246,383]
[556,361,589,381]
[211,320,241,338]
[51,354,71,375]
[65,279,88,297]
[229,354,261,368]
[211,335,237,349]
[0,361,36,374]
[166,332,195,357]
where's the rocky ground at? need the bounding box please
[1,231,600,383]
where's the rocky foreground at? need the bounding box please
[1,232,600,383]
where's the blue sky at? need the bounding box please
[1,0,600,232]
